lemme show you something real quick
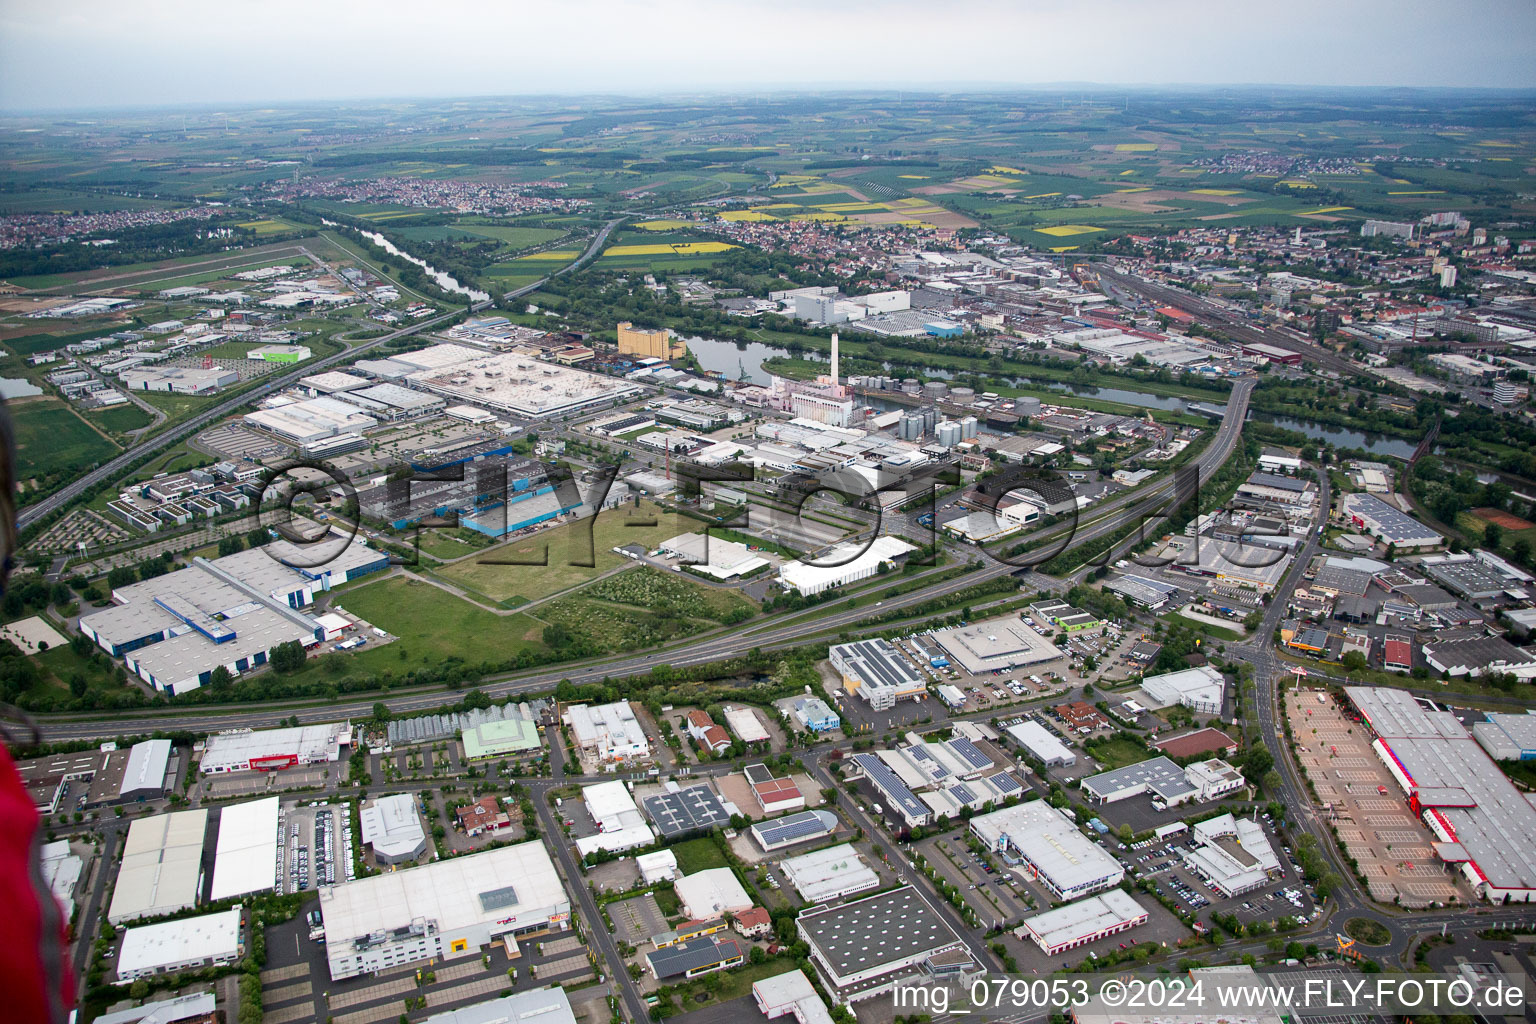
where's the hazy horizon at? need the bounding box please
[1,0,1533,112]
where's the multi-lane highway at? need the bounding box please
[31,375,1256,741]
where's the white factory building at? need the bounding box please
[77,533,388,696]
[209,796,280,902]
[109,809,209,924]
[930,616,1060,674]
[1005,720,1076,767]
[1179,813,1282,897]
[968,801,1123,900]
[674,867,754,920]
[724,705,771,744]
[779,844,882,903]
[658,533,770,580]
[777,536,915,597]
[116,907,244,983]
[565,702,651,765]
[1137,665,1226,715]
[574,780,655,857]
[321,841,570,980]
[199,722,350,774]
[754,970,836,1024]
[1017,890,1148,956]
[360,794,430,865]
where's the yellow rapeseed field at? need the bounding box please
[605,242,738,256]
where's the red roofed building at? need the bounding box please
[455,795,511,837]
[733,906,772,939]
[744,763,805,813]
[685,711,733,754]
[1156,305,1194,323]
[1384,635,1412,672]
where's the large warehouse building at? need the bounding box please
[1017,890,1148,956]
[1137,665,1226,715]
[830,638,927,710]
[78,532,388,695]
[1348,686,1536,902]
[797,886,971,1004]
[778,537,915,597]
[930,617,1059,674]
[110,809,209,923]
[1338,493,1444,550]
[116,907,245,982]
[200,722,350,774]
[209,797,280,902]
[1005,721,1076,767]
[968,802,1124,900]
[780,844,881,903]
[404,346,644,418]
[320,841,570,980]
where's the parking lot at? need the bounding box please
[260,907,597,1024]
[1286,687,1465,908]
[197,422,293,461]
[280,801,356,895]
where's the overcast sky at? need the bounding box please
[2,0,1533,111]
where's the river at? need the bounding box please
[1248,413,1419,460]
[324,219,490,303]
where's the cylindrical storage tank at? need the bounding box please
[950,386,976,404]
[960,415,979,439]
[937,421,962,447]
[1016,396,1042,418]
[923,380,948,401]
[921,407,939,432]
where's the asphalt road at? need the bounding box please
[18,218,625,534]
[32,375,1257,742]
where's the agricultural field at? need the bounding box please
[391,222,567,249]
[12,400,118,490]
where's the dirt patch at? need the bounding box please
[1473,507,1535,530]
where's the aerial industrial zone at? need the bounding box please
[3,76,1536,1024]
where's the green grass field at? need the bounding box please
[331,576,549,668]
[1083,734,1151,770]
[435,500,694,605]
[667,837,729,873]
[12,400,117,480]
[85,403,154,433]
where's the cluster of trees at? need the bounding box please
[0,216,276,280]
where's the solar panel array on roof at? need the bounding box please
[948,737,991,770]
[835,639,924,689]
[750,810,838,850]
[949,783,976,805]
[642,785,730,838]
[986,772,1022,794]
[852,753,927,819]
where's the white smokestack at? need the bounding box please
[830,331,839,386]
